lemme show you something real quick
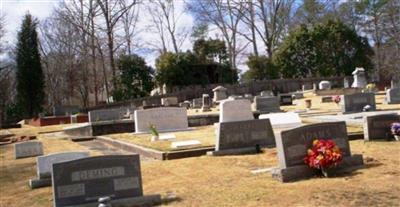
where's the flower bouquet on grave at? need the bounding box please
[149,124,159,142]
[391,122,400,141]
[332,95,341,105]
[304,139,343,177]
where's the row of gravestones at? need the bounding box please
[14,142,161,206]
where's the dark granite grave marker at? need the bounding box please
[254,96,280,114]
[279,94,293,106]
[363,114,400,141]
[211,119,275,155]
[52,155,160,207]
[341,93,376,113]
[272,122,363,182]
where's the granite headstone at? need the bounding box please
[15,141,43,159]
[363,114,400,141]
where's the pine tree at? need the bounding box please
[16,14,45,118]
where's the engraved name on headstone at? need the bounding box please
[52,155,143,207]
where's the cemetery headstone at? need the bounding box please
[253,96,280,114]
[210,119,275,156]
[201,94,212,112]
[351,67,367,88]
[272,122,364,182]
[219,99,253,123]
[134,107,188,133]
[386,88,400,104]
[392,79,400,89]
[53,105,80,116]
[161,97,178,106]
[179,101,191,109]
[319,81,332,90]
[29,151,90,189]
[213,86,228,102]
[15,141,43,159]
[363,113,400,141]
[341,93,376,113]
[292,92,304,99]
[344,77,350,88]
[259,112,301,128]
[279,94,293,106]
[89,107,133,122]
[51,155,161,207]
[192,98,202,109]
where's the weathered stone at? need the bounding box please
[161,97,178,106]
[37,151,90,179]
[215,119,275,153]
[201,94,212,112]
[171,140,201,149]
[340,93,376,113]
[179,101,191,109]
[386,88,400,104]
[89,107,133,122]
[219,99,253,123]
[192,98,202,108]
[213,86,228,102]
[52,155,160,207]
[351,67,367,88]
[319,81,331,90]
[273,122,363,182]
[363,114,400,141]
[134,107,188,133]
[253,96,280,113]
[15,141,43,159]
[259,112,301,128]
[279,94,293,106]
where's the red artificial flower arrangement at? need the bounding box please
[304,139,343,169]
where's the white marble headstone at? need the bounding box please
[219,99,253,123]
[134,107,188,133]
[259,112,302,128]
[37,151,90,179]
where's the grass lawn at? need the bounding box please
[1,139,399,207]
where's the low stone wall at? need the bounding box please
[85,76,348,111]
[315,88,363,96]
[29,116,71,127]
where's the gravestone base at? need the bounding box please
[207,147,259,156]
[68,194,162,207]
[272,154,363,182]
[29,177,52,189]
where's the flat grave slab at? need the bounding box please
[259,112,301,129]
[171,140,202,149]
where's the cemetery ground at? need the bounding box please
[1,127,400,206]
[1,92,400,206]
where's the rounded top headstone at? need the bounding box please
[319,81,332,90]
[352,67,365,75]
[213,86,227,92]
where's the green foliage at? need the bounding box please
[5,103,23,124]
[149,124,159,137]
[16,14,45,118]
[112,54,154,101]
[155,38,238,88]
[274,20,374,78]
[242,55,279,82]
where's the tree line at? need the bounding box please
[0,0,399,122]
